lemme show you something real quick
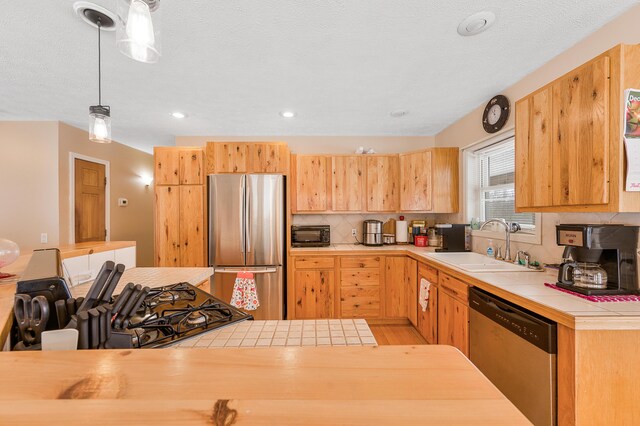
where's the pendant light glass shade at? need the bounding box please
[89,106,112,143]
[116,0,161,63]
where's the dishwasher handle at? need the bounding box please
[470,287,557,354]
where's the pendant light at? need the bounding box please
[116,0,161,63]
[89,17,112,143]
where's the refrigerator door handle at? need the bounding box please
[240,175,246,256]
[245,177,251,253]
[214,267,277,274]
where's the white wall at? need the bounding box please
[0,121,60,251]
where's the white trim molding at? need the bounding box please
[69,152,111,244]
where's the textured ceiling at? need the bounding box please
[0,0,637,152]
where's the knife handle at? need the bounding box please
[55,299,68,329]
[77,311,89,350]
[88,308,100,350]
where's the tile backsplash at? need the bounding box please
[292,214,437,244]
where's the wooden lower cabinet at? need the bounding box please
[437,273,470,357]
[340,256,383,319]
[384,257,408,318]
[293,269,334,319]
[417,263,438,344]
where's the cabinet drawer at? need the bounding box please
[418,263,438,284]
[438,273,469,302]
[341,286,381,318]
[340,270,380,287]
[340,256,381,269]
[294,256,335,269]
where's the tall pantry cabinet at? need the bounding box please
[154,147,207,267]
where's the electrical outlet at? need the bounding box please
[40,233,48,244]
[351,228,357,236]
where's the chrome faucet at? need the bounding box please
[480,218,521,262]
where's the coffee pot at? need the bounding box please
[558,262,608,289]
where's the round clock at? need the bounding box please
[482,95,510,133]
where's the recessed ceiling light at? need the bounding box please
[171,112,186,119]
[457,11,496,36]
[280,111,296,118]
[73,1,116,31]
[390,110,409,118]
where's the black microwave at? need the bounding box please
[291,225,330,247]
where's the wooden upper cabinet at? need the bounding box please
[154,148,180,185]
[400,151,432,211]
[251,143,288,173]
[552,56,610,206]
[212,143,249,173]
[430,148,460,213]
[366,155,400,212]
[515,44,640,213]
[332,156,365,211]
[292,155,329,212]
[179,149,204,185]
[515,88,554,209]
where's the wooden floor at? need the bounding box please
[369,324,427,345]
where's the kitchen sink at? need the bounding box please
[425,252,540,273]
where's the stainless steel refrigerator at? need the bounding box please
[208,174,285,320]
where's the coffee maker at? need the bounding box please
[556,224,640,295]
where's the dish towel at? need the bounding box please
[419,278,431,312]
[230,272,260,311]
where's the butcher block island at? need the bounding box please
[0,345,529,425]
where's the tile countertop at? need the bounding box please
[173,319,377,349]
[291,244,640,330]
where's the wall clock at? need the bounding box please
[482,95,510,133]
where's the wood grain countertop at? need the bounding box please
[0,345,530,425]
[290,244,640,330]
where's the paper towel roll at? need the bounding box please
[396,221,408,243]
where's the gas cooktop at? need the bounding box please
[127,283,253,348]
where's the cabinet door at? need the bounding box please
[552,56,610,206]
[384,257,407,318]
[292,155,329,212]
[154,148,180,185]
[214,143,249,173]
[251,143,286,173]
[332,156,365,211]
[154,186,180,266]
[430,148,459,213]
[400,151,432,211]
[294,269,334,319]
[179,186,206,267]
[515,88,554,209]
[179,149,204,185]
[366,156,400,212]
[438,291,469,356]
[417,284,438,344]
[405,258,418,326]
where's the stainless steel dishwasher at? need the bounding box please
[469,287,557,426]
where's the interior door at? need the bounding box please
[74,158,106,243]
[245,175,284,266]
[209,174,245,266]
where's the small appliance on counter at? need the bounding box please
[382,219,396,245]
[556,224,640,295]
[363,220,383,246]
[435,224,471,252]
[291,225,331,247]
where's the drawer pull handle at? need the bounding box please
[441,285,459,296]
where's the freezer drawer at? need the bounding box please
[212,266,284,320]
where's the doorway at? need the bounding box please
[74,158,107,243]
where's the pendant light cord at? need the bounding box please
[97,19,102,106]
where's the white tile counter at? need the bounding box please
[173,319,377,348]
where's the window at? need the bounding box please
[465,132,540,242]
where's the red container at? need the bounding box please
[414,235,428,247]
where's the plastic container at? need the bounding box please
[486,239,494,257]
[414,235,428,247]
